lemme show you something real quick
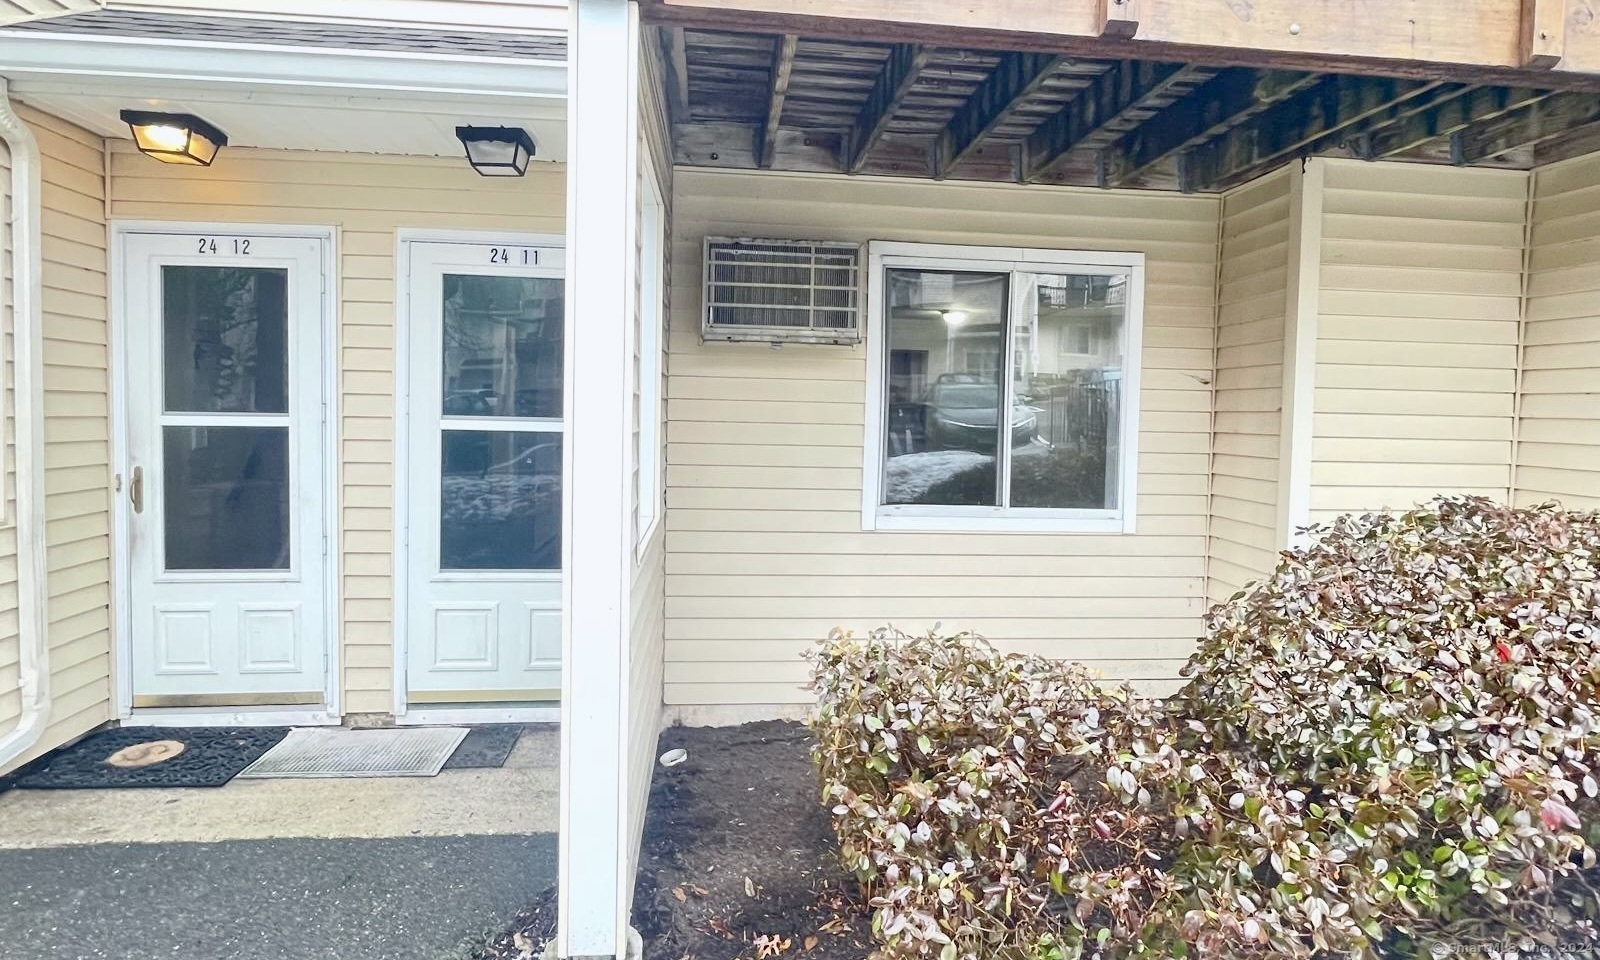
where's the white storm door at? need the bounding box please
[123,231,329,707]
[404,239,566,703]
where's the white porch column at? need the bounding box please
[558,0,640,958]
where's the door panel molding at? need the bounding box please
[110,221,340,722]
[393,229,566,717]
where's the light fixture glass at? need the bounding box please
[119,110,228,166]
[942,309,969,327]
[455,126,536,177]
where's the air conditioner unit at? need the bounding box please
[702,237,861,344]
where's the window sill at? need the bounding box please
[866,510,1133,534]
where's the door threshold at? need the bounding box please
[123,706,342,728]
[396,705,559,726]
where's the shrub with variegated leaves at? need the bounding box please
[1174,497,1600,957]
[810,498,1600,959]
[809,626,1185,960]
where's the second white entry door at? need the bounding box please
[404,239,566,704]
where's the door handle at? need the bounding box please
[129,465,144,515]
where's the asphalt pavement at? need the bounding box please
[0,833,557,960]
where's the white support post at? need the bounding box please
[557,1,641,958]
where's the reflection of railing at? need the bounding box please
[1037,376,1119,451]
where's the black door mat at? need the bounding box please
[442,724,524,770]
[14,726,290,789]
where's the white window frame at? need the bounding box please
[633,152,667,558]
[860,241,1144,534]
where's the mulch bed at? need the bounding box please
[633,721,873,960]
[478,886,559,960]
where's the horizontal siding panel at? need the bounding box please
[667,169,1217,704]
[1310,161,1522,520]
[2,108,115,771]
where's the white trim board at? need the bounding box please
[390,227,567,720]
[1276,159,1323,550]
[110,0,568,34]
[109,220,342,721]
[0,29,566,99]
[859,240,1145,535]
[396,706,561,726]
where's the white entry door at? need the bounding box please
[403,238,566,704]
[123,230,330,708]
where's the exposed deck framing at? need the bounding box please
[659,22,1600,192]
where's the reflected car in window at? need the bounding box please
[924,380,1038,452]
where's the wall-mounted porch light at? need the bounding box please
[456,126,535,177]
[119,110,228,166]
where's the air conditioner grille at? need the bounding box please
[704,238,861,342]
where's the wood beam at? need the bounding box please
[1099,68,1317,187]
[1182,77,1443,191]
[1023,60,1199,182]
[1520,0,1567,69]
[933,51,1064,179]
[662,26,691,123]
[758,34,799,168]
[1352,85,1552,159]
[1096,0,1138,39]
[1453,90,1600,162]
[847,43,931,174]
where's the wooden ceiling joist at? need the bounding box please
[1353,85,1552,160]
[1181,76,1445,191]
[665,26,1600,191]
[933,51,1064,179]
[758,33,799,167]
[846,43,932,173]
[1097,68,1316,187]
[663,26,692,123]
[1023,60,1213,183]
[1453,90,1600,163]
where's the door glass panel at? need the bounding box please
[163,266,289,414]
[881,269,1007,506]
[440,431,561,570]
[441,275,564,419]
[1009,273,1126,509]
[163,426,290,570]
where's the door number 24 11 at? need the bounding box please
[488,247,539,265]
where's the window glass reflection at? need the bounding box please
[163,266,288,414]
[163,426,290,570]
[1009,273,1125,509]
[441,275,564,419]
[882,270,1008,506]
[440,431,561,570]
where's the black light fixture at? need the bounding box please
[119,109,228,166]
[455,126,535,177]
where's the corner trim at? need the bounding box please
[1276,158,1323,549]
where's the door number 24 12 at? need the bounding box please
[196,238,251,255]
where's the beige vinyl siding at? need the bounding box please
[109,145,565,715]
[626,31,672,892]
[1207,167,1289,601]
[1516,153,1600,508]
[665,169,1218,708]
[0,106,113,772]
[1309,160,1526,525]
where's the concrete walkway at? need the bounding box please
[0,727,560,960]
